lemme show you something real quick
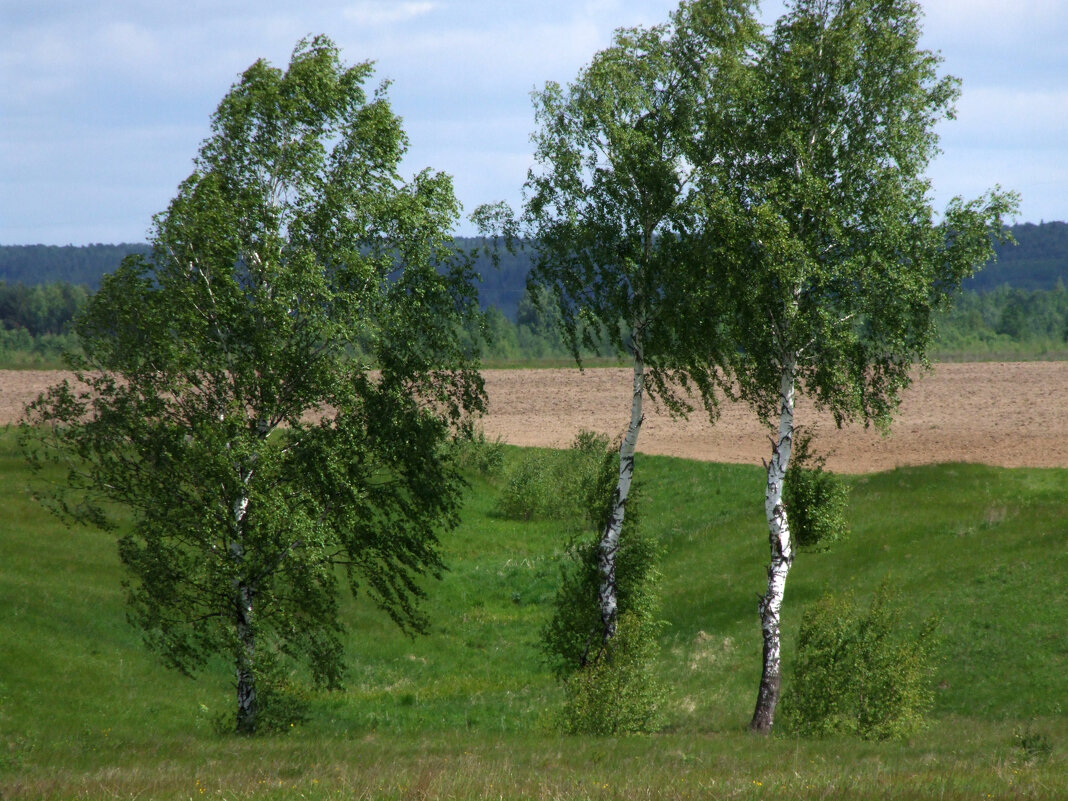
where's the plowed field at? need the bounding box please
[5,362,1067,473]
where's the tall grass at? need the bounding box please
[1,431,1065,799]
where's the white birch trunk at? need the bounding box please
[750,353,797,734]
[597,353,645,643]
[231,466,258,734]
[234,578,257,735]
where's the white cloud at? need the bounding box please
[921,0,1067,41]
[342,2,437,26]
[2,0,1066,244]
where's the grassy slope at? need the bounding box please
[0,432,1065,800]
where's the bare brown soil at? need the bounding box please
[478,362,1068,473]
[5,363,1067,473]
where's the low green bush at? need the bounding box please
[495,430,609,522]
[782,580,940,740]
[450,429,505,477]
[558,611,665,735]
[208,655,312,736]
[1014,722,1054,764]
[785,428,850,550]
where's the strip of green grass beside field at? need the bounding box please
[0,430,1065,799]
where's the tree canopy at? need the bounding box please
[516,0,761,645]
[689,0,1017,734]
[21,36,485,735]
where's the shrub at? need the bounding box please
[450,429,505,477]
[784,428,850,550]
[1014,722,1054,764]
[495,453,567,520]
[495,430,609,522]
[208,656,311,736]
[559,612,665,735]
[541,434,665,734]
[782,580,940,740]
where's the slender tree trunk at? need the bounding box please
[750,353,797,734]
[234,580,257,735]
[598,352,645,642]
[231,476,257,735]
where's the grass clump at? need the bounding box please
[782,579,940,740]
[1015,721,1054,764]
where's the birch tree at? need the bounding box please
[20,37,485,735]
[700,0,1018,733]
[522,0,759,645]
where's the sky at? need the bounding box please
[2,0,1065,245]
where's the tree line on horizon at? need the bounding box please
[2,221,1068,313]
[2,269,1066,368]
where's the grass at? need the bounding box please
[1,430,1066,799]
[929,344,1068,362]
[0,352,71,370]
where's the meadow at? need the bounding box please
[0,429,1066,800]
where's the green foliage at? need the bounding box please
[558,612,665,735]
[784,429,850,550]
[495,431,610,522]
[540,434,666,734]
[19,36,484,735]
[209,656,312,736]
[0,329,80,369]
[0,280,89,336]
[690,0,1014,733]
[706,0,1019,429]
[933,284,1068,358]
[0,280,89,367]
[1,219,1064,316]
[449,429,505,478]
[540,447,660,679]
[782,581,940,740]
[512,0,759,414]
[0,243,149,288]
[965,220,1068,291]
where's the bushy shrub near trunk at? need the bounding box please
[782,580,940,740]
[495,431,610,522]
[540,434,665,734]
[784,428,850,550]
[557,611,664,735]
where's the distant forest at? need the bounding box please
[2,223,1066,315]
[966,221,1068,291]
[1,223,1066,367]
[0,243,150,291]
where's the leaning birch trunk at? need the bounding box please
[597,351,645,643]
[749,353,797,734]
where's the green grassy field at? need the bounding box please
[1,430,1065,800]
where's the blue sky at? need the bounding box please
[2,0,1065,245]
